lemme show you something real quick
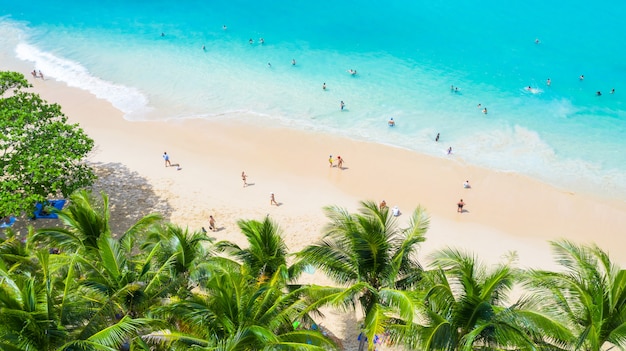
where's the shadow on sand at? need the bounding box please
[1,162,174,239]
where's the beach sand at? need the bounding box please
[4,59,626,349]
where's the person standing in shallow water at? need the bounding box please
[435,133,440,142]
[340,101,345,110]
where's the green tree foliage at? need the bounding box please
[216,216,289,280]
[296,200,429,350]
[0,71,95,217]
[407,248,571,351]
[526,240,626,351]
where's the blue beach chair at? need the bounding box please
[32,199,67,219]
[0,216,16,228]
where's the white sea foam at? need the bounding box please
[15,42,152,119]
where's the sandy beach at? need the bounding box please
[4,58,626,349]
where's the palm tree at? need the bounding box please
[142,223,214,295]
[147,261,338,350]
[295,200,429,350]
[0,250,68,351]
[216,216,288,281]
[406,247,570,351]
[24,190,171,349]
[525,240,626,351]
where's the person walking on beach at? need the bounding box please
[328,155,334,167]
[457,199,465,213]
[447,147,452,155]
[242,171,248,187]
[270,192,278,206]
[163,152,171,167]
[337,156,344,169]
[209,215,217,231]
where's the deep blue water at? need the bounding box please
[1,0,625,198]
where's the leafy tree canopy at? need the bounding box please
[0,71,95,217]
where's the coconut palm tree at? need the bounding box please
[216,216,288,281]
[525,240,626,351]
[406,247,571,351]
[142,223,214,297]
[146,261,338,350]
[295,200,429,350]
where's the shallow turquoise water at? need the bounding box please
[1,0,625,198]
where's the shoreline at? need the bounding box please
[2,48,626,267]
[7,66,624,268]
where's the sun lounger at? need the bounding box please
[0,216,16,228]
[32,199,66,219]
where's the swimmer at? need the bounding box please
[535,38,540,44]
[222,25,227,30]
[348,69,357,75]
[249,38,254,44]
[38,70,44,80]
[526,86,532,91]
[546,78,551,86]
[161,32,165,37]
[259,38,265,45]
[292,58,296,65]
[388,118,395,127]
[435,133,440,142]
[611,88,615,94]
[455,87,459,92]
[202,45,206,51]
[596,91,602,96]
[322,82,326,90]
[267,62,272,68]
[31,70,37,78]
[483,107,488,114]
[477,103,482,108]
[579,74,584,81]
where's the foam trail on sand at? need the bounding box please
[15,43,152,119]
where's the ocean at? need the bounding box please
[1,0,625,199]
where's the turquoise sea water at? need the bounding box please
[1,0,625,198]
